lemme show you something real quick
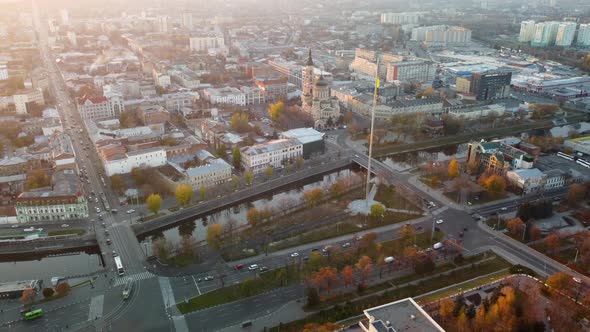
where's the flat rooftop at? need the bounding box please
[363,298,444,332]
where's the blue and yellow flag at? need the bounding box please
[375,75,380,88]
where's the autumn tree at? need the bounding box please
[466,159,480,175]
[247,207,263,226]
[448,158,460,178]
[230,112,250,132]
[110,174,125,194]
[370,203,385,219]
[206,223,224,249]
[179,236,199,259]
[303,188,324,207]
[175,184,193,206]
[329,180,346,197]
[398,224,416,246]
[546,271,573,293]
[341,265,354,287]
[478,174,506,197]
[55,282,71,295]
[302,323,342,332]
[19,288,36,307]
[545,232,561,254]
[268,101,284,121]
[358,233,378,254]
[42,287,55,298]
[311,267,339,294]
[355,255,373,285]
[232,147,241,169]
[568,183,587,207]
[25,169,51,190]
[438,298,455,326]
[295,156,304,169]
[152,237,173,260]
[306,287,320,306]
[146,193,162,215]
[506,218,525,237]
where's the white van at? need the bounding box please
[384,256,395,263]
[433,242,444,250]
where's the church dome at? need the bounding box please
[315,75,329,87]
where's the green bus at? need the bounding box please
[24,309,44,321]
[122,279,133,300]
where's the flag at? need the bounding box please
[375,75,380,88]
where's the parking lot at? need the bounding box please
[536,153,590,175]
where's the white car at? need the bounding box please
[96,207,101,213]
[436,219,444,224]
[290,252,299,258]
[126,209,135,214]
[11,224,19,228]
[248,264,258,271]
[61,224,69,228]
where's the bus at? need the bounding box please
[576,158,590,169]
[114,256,125,276]
[557,152,574,161]
[122,279,133,300]
[24,309,44,321]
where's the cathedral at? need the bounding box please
[301,49,340,128]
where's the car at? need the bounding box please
[436,219,444,224]
[341,242,351,248]
[106,238,111,245]
[96,207,101,213]
[501,207,507,211]
[321,245,332,253]
[23,227,35,232]
[105,230,109,235]
[248,264,258,271]
[204,276,214,281]
[101,222,106,227]
[61,224,69,228]
[259,266,269,272]
[112,251,117,257]
[234,264,244,270]
[98,215,103,220]
[126,209,135,214]
[459,232,464,238]
[290,252,299,258]
[11,224,19,228]
[355,235,362,241]
[463,227,468,231]
[416,226,423,231]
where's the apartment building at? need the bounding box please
[240,139,303,174]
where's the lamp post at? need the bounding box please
[431,217,436,242]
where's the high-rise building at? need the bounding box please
[157,16,168,33]
[380,12,422,25]
[531,21,559,47]
[519,20,536,42]
[386,61,435,83]
[578,24,590,47]
[555,22,577,47]
[182,12,193,30]
[471,71,512,101]
[60,9,69,25]
[411,25,471,46]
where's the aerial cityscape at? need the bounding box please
[1,0,590,331]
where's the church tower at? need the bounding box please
[302,48,314,112]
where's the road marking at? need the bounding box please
[158,277,176,308]
[113,272,155,287]
[192,275,201,296]
[88,295,104,321]
[172,316,189,332]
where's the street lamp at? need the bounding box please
[430,217,436,242]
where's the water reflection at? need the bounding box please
[381,144,468,171]
[141,169,358,255]
[0,252,102,283]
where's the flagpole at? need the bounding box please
[365,62,379,209]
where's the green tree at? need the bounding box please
[199,184,206,200]
[370,203,385,219]
[146,193,162,215]
[265,166,274,178]
[206,223,224,249]
[244,170,254,185]
[231,175,240,188]
[216,144,228,159]
[110,175,125,194]
[232,147,241,170]
[175,184,194,206]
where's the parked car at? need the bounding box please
[248,264,258,271]
[126,209,135,214]
[61,224,69,228]
[436,219,444,224]
[204,276,214,281]
[290,252,299,258]
[259,266,269,273]
[234,264,244,270]
[341,242,351,248]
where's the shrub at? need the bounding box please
[42,287,54,298]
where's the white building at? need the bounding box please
[0,62,8,81]
[189,35,225,52]
[578,24,590,47]
[240,139,303,174]
[182,13,193,30]
[531,21,559,47]
[15,169,88,223]
[79,94,123,121]
[203,87,246,106]
[519,20,536,43]
[447,104,505,120]
[153,72,171,88]
[185,158,232,189]
[157,16,168,33]
[12,88,45,115]
[411,25,471,46]
[101,146,167,176]
[380,12,422,25]
[506,168,546,194]
[544,169,566,190]
[386,61,435,83]
[241,86,265,105]
[555,22,577,47]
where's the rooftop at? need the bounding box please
[509,168,545,179]
[363,298,444,332]
[241,138,301,156]
[280,127,324,144]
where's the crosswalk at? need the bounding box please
[114,271,155,287]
